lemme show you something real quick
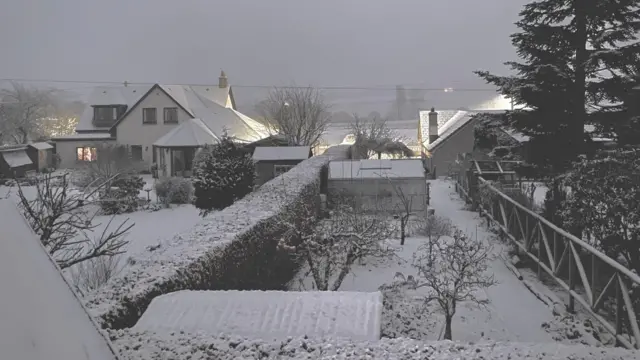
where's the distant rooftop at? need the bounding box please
[252,146,311,161]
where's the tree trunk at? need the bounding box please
[573,0,588,160]
[377,152,382,159]
[400,217,406,245]
[443,315,453,340]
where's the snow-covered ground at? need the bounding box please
[110,330,640,360]
[290,178,561,343]
[430,179,558,342]
[0,175,201,261]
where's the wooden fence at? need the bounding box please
[454,169,640,349]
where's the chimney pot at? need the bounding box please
[219,70,228,88]
[428,108,439,144]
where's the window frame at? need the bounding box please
[273,164,295,177]
[76,146,98,162]
[163,107,178,124]
[142,107,157,124]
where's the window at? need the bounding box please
[273,164,295,177]
[94,107,116,121]
[76,147,97,162]
[163,107,178,123]
[131,145,143,161]
[143,108,157,124]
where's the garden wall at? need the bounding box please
[84,145,351,329]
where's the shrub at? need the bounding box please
[192,134,255,215]
[100,175,144,215]
[155,177,193,205]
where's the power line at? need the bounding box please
[0,77,499,92]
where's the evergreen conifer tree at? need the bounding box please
[192,133,255,215]
[476,0,640,169]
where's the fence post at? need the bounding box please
[467,169,478,211]
[568,248,576,313]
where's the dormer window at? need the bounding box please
[92,105,127,127]
[94,106,116,122]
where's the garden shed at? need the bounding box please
[132,290,382,341]
[252,146,312,186]
[0,201,120,360]
[327,159,428,214]
[0,145,34,178]
[27,142,54,171]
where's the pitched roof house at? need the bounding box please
[52,71,268,171]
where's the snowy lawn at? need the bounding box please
[110,330,640,360]
[0,175,201,260]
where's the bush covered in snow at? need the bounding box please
[100,175,145,215]
[192,134,255,215]
[83,146,350,329]
[109,330,640,360]
[154,177,193,205]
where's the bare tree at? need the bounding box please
[41,98,84,138]
[350,114,413,159]
[279,192,395,291]
[17,172,133,269]
[415,215,453,267]
[401,228,497,340]
[69,248,123,296]
[256,86,331,146]
[0,82,56,144]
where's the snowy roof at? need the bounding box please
[252,146,311,161]
[29,141,53,150]
[1,149,33,168]
[53,133,115,141]
[0,201,119,360]
[75,85,150,131]
[419,109,461,144]
[132,290,382,341]
[426,111,476,151]
[74,84,266,143]
[154,118,219,147]
[329,159,425,180]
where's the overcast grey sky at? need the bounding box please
[0,0,528,111]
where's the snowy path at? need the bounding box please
[430,178,557,343]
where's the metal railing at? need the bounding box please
[454,170,640,349]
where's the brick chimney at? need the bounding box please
[428,107,439,143]
[218,70,228,88]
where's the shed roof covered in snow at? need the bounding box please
[329,159,425,180]
[132,290,382,341]
[1,148,32,168]
[29,142,54,150]
[154,118,219,147]
[252,146,312,161]
[0,201,119,360]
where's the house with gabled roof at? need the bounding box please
[52,71,268,172]
[418,108,494,177]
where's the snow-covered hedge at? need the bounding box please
[84,146,350,329]
[110,330,640,360]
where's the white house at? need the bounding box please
[52,71,268,172]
